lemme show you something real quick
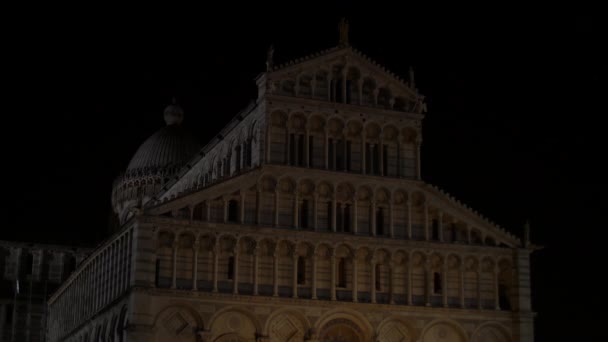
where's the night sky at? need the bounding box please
[4,5,605,339]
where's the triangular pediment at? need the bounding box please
[266,46,425,113]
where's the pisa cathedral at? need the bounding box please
[45,29,535,342]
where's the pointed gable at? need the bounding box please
[263,46,427,115]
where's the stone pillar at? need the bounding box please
[212,246,219,293]
[425,259,431,306]
[313,194,318,231]
[442,261,448,307]
[389,201,394,238]
[330,251,337,301]
[294,132,299,165]
[233,249,239,294]
[415,139,422,180]
[324,129,329,169]
[438,211,444,242]
[253,247,259,296]
[406,259,413,305]
[332,139,337,170]
[369,143,375,175]
[171,241,178,289]
[292,255,299,298]
[331,198,337,232]
[343,137,348,172]
[477,262,482,309]
[406,200,412,239]
[286,129,291,164]
[192,242,199,290]
[389,261,396,304]
[353,198,358,234]
[370,257,377,304]
[294,191,299,228]
[494,262,500,310]
[460,264,465,308]
[312,255,318,300]
[274,190,280,227]
[273,251,279,297]
[424,202,429,241]
[352,257,358,302]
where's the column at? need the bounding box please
[369,143,375,175]
[292,255,298,298]
[389,261,396,304]
[477,263,482,309]
[406,260,413,305]
[389,202,394,238]
[294,132,299,165]
[274,190,280,227]
[273,251,279,297]
[256,190,261,225]
[330,251,337,301]
[353,198,358,234]
[343,137,348,172]
[171,241,178,289]
[294,191,299,228]
[324,129,329,169]
[425,259,431,306]
[371,201,377,236]
[240,192,246,224]
[192,242,199,290]
[370,258,377,304]
[313,194,318,231]
[232,249,240,294]
[460,263,465,308]
[494,263,500,310]
[352,257,358,302]
[466,224,472,244]
[406,200,412,239]
[331,197,337,232]
[438,211,444,242]
[212,246,219,293]
[253,247,259,296]
[424,202,429,241]
[415,140,422,180]
[312,255,318,300]
[442,261,448,307]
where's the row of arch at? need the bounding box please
[165,175,505,247]
[155,230,514,311]
[65,305,128,342]
[151,304,510,341]
[269,61,425,114]
[268,110,420,179]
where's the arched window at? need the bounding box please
[433,272,442,294]
[376,207,385,236]
[228,200,239,223]
[432,219,440,240]
[499,284,511,310]
[297,257,306,285]
[300,199,309,228]
[338,258,346,288]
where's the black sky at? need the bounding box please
[3,4,606,339]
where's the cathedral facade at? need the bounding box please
[46,36,535,342]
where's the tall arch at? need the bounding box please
[420,319,468,342]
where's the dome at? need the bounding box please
[125,124,200,176]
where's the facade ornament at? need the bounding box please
[338,18,349,46]
[266,45,274,71]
